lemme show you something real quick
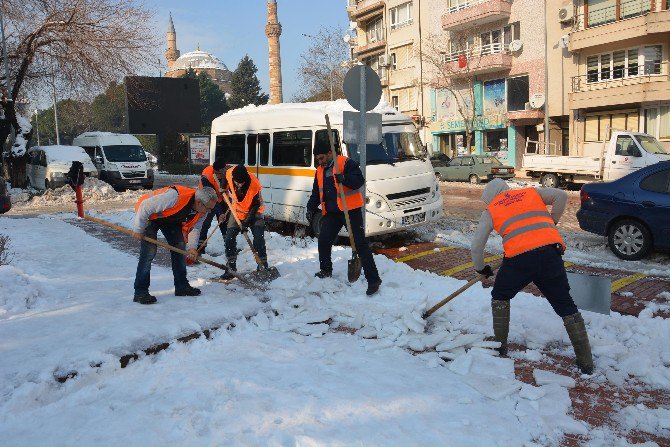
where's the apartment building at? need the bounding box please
[346,0,427,128]
[547,0,670,156]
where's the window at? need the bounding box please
[640,169,670,194]
[506,76,529,112]
[448,157,462,166]
[215,134,245,165]
[366,17,384,44]
[313,129,341,156]
[584,111,639,142]
[272,130,312,167]
[259,134,270,166]
[390,52,397,70]
[391,95,399,110]
[585,44,664,83]
[462,157,475,166]
[247,135,257,166]
[621,0,651,19]
[586,0,650,27]
[390,2,413,30]
[615,135,641,157]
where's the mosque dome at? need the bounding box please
[167,48,230,73]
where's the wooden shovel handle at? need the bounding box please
[422,275,483,319]
[82,214,253,286]
[197,210,229,253]
[325,114,358,253]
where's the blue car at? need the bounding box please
[577,162,670,260]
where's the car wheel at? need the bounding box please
[540,173,559,188]
[607,219,652,261]
[469,174,480,184]
[45,179,50,190]
[143,183,154,190]
[435,172,442,181]
[310,213,323,238]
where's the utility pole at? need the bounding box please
[51,76,60,145]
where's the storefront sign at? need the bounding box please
[435,115,506,132]
[189,136,210,164]
[484,79,506,116]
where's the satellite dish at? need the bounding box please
[529,93,545,109]
[343,34,351,44]
[509,40,523,53]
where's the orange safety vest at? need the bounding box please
[316,155,364,216]
[136,185,201,235]
[487,187,565,258]
[226,169,265,221]
[199,165,224,203]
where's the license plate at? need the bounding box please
[402,212,426,225]
[129,180,141,184]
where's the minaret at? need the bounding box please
[165,13,180,70]
[265,0,283,104]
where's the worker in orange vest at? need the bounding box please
[132,186,218,304]
[219,164,269,280]
[471,178,593,374]
[306,144,381,296]
[197,159,230,253]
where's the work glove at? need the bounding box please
[334,173,345,184]
[306,210,315,223]
[476,265,494,278]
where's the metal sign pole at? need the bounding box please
[359,66,367,230]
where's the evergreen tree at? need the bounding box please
[36,99,93,145]
[228,55,269,110]
[90,82,126,133]
[181,70,229,134]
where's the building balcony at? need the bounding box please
[507,109,544,124]
[570,62,670,109]
[444,44,513,76]
[354,39,386,58]
[441,0,512,32]
[348,0,385,22]
[571,10,670,52]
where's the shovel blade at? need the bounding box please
[241,266,281,284]
[347,255,362,283]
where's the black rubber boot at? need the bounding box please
[133,292,157,305]
[314,270,332,279]
[563,312,594,375]
[220,261,237,280]
[366,279,382,296]
[175,285,201,296]
[492,299,510,356]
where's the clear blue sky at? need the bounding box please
[148,0,350,101]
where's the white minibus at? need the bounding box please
[209,101,443,236]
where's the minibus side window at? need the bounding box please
[215,134,245,164]
[272,130,312,167]
[314,129,341,156]
[259,134,270,166]
[247,135,257,166]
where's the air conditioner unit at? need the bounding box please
[524,102,532,111]
[558,7,574,23]
[378,55,388,67]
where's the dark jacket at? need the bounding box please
[307,157,365,214]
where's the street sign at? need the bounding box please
[342,111,382,145]
[343,65,382,112]
[189,136,210,164]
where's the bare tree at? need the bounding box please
[295,26,350,103]
[423,29,489,155]
[1,0,159,187]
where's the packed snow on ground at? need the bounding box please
[0,214,668,445]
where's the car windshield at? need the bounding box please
[478,156,502,165]
[634,135,669,155]
[348,131,425,165]
[102,145,147,162]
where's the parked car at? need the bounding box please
[430,153,450,170]
[0,178,10,214]
[26,145,98,190]
[577,162,670,260]
[433,155,515,184]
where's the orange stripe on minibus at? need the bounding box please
[244,166,315,177]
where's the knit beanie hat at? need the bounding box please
[313,143,331,156]
[231,164,251,184]
[212,159,226,171]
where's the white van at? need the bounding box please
[26,145,98,190]
[210,101,443,236]
[73,132,153,191]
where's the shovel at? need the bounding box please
[325,114,362,283]
[81,214,264,290]
[220,191,280,284]
[196,210,229,254]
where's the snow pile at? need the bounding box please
[0,265,43,317]
[0,214,669,445]
[10,177,145,209]
[614,404,670,438]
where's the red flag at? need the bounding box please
[458,54,467,68]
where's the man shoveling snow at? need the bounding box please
[471,178,594,375]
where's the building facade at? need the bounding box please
[547,0,670,156]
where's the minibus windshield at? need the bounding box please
[102,145,147,162]
[348,131,425,165]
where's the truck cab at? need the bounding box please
[604,132,670,181]
[73,132,153,191]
